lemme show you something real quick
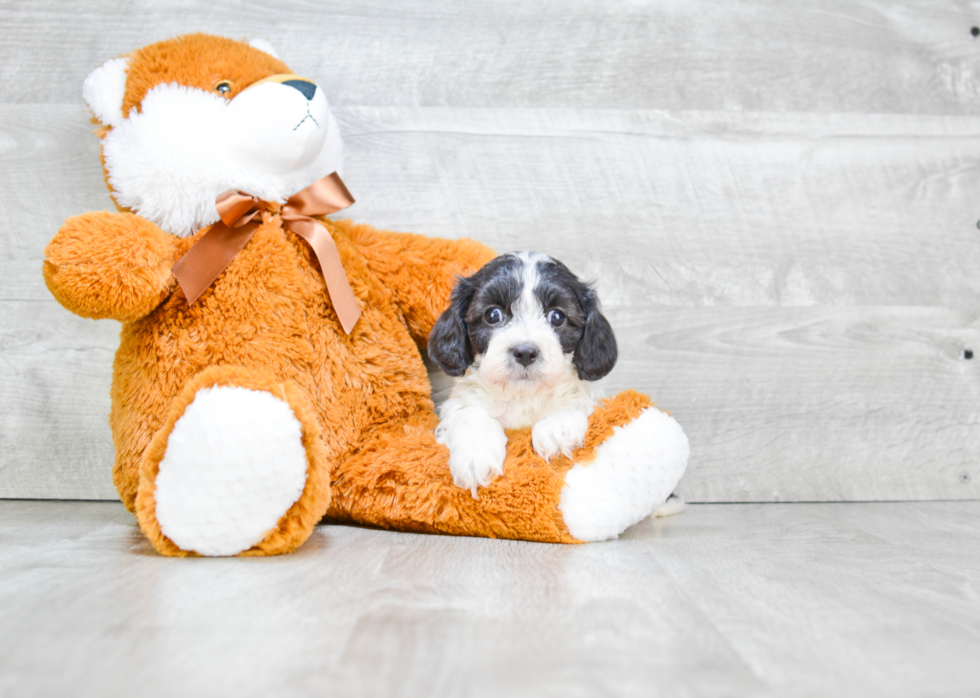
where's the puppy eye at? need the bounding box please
[485,308,503,325]
[214,80,233,95]
[548,309,566,327]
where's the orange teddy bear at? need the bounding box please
[42,34,689,557]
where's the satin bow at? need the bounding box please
[171,172,361,334]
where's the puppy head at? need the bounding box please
[83,33,343,236]
[428,252,617,391]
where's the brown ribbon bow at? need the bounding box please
[171,172,361,334]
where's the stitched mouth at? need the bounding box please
[293,105,319,131]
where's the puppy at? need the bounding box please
[428,251,617,497]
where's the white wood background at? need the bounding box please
[1,0,979,502]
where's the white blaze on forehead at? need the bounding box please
[511,251,551,321]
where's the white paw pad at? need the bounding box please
[559,407,690,542]
[154,386,308,556]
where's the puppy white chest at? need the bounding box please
[449,369,595,430]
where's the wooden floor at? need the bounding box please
[1,501,978,698]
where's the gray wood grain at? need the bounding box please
[2,500,979,697]
[338,107,980,309]
[4,104,980,501]
[0,304,118,499]
[5,300,977,501]
[3,2,980,503]
[8,105,980,308]
[3,1,980,115]
[611,305,980,502]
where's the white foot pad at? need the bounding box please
[560,407,690,542]
[154,386,308,556]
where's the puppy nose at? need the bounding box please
[283,79,317,100]
[511,344,539,367]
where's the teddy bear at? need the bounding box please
[42,33,690,557]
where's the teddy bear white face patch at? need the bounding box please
[86,55,344,237]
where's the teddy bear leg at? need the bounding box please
[324,390,688,544]
[324,410,581,543]
[134,366,331,557]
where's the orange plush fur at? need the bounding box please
[43,34,681,556]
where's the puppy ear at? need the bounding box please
[427,280,474,377]
[82,56,130,127]
[574,291,618,381]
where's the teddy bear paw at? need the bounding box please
[151,385,309,556]
[559,407,690,541]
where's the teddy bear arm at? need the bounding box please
[43,212,177,322]
[342,222,496,343]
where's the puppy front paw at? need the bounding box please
[448,438,507,499]
[437,409,508,498]
[532,410,590,461]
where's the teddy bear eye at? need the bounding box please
[215,81,232,95]
[485,308,503,325]
[547,309,566,327]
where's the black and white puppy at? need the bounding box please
[428,251,617,497]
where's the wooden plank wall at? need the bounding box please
[1,0,978,502]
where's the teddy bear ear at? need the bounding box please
[248,38,280,60]
[82,56,130,127]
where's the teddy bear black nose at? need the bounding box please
[283,79,317,100]
[511,344,539,367]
